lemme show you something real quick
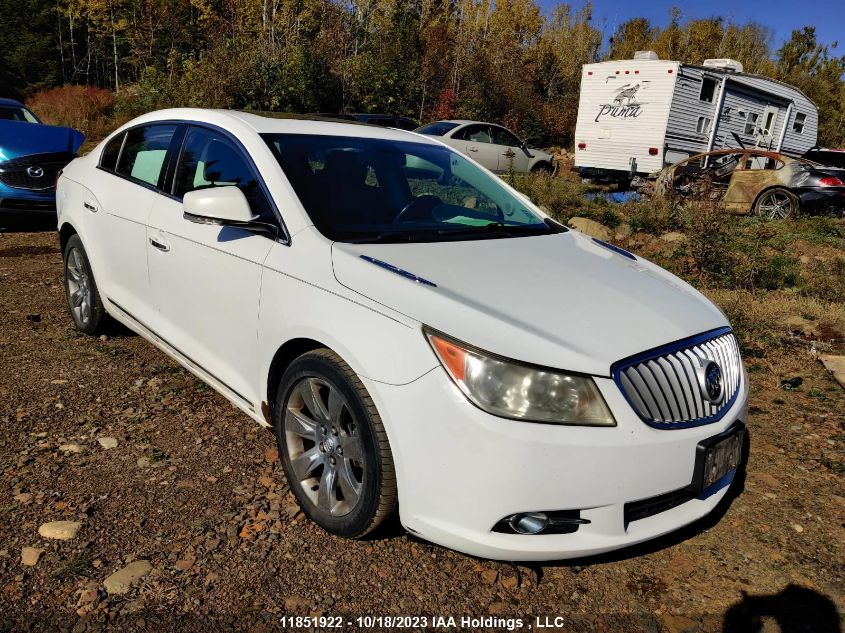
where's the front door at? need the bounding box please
[724,152,785,212]
[489,126,530,173]
[453,124,500,171]
[146,125,277,404]
[756,105,780,149]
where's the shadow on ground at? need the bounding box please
[723,584,842,633]
[0,212,56,233]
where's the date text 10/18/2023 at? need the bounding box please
[278,615,574,630]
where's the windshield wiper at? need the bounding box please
[435,222,552,237]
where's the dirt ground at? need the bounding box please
[1,222,843,633]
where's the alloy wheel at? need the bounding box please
[284,377,365,517]
[757,191,793,220]
[66,247,93,325]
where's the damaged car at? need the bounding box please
[653,149,845,219]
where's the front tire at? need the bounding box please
[63,234,107,335]
[274,349,397,538]
[753,188,799,220]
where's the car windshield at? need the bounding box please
[414,122,460,136]
[0,106,39,123]
[262,133,557,243]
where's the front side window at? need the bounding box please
[793,112,806,134]
[744,112,759,136]
[0,106,40,123]
[490,126,522,148]
[116,124,177,187]
[699,77,717,103]
[263,134,555,243]
[174,126,273,221]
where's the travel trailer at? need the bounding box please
[573,52,819,181]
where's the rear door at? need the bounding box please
[451,124,500,171]
[146,124,277,404]
[83,123,179,325]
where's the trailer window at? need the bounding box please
[792,112,806,134]
[696,117,712,134]
[744,112,759,135]
[699,77,718,103]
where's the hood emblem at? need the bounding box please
[27,166,45,178]
[697,360,724,404]
[359,255,437,287]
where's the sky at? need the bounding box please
[549,0,845,52]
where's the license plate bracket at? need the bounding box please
[690,422,745,493]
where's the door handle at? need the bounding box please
[83,201,97,212]
[149,236,170,252]
[468,146,478,152]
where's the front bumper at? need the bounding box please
[366,366,749,561]
[0,184,57,214]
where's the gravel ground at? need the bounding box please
[1,224,843,632]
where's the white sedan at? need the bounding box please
[56,109,748,561]
[415,120,556,174]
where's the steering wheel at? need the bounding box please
[394,195,442,223]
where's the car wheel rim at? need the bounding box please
[284,377,364,517]
[758,192,792,220]
[66,247,93,324]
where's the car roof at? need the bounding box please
[0,97,25,107]
[112,108,443,146]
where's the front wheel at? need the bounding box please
[274,349,397,538]
[63,234,107,335]
[753,188,799,220]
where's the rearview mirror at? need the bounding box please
[183,186,256,225]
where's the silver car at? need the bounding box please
[415,120,555,174]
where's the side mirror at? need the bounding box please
[183,186,256,225]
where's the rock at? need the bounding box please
[501,575,518,589]
[38,520,81,540]
[488,602,508,615]
[661,614,699,633]
[137,457,151,468]
[284,595,310,612]
[480,569,498,585]
[14,493,33,504]
[97,437,118,450]
[568,217,612,241]
[175,558,194,571]
[103,560,152,595]
[264,447,279,462]
[21,547,43,566]
[819,355,845,390]
[58,444,83,454]
[660,231,687,243]
[284,504,301,519]
[792,523,804,533]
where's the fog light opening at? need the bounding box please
[509,512,549,535]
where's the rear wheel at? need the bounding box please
[63,234,107,335]
[753,188,799,220]
[274,349,397,538]
[531,162,555,175]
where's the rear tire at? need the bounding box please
[63,234,107,335]
[274,349,397,538]
[531,162,555,175]
[753,188,799,220]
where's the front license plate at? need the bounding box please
[701,427,744,489]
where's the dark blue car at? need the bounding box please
[0,98,85,214]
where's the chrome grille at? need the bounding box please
[613,330,742,428]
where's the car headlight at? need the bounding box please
[425,329,616,426]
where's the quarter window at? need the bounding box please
[696,116,712,134]
[744,112,759,136]
[793,112,806,134]
[174,127,274,221]
[699,77,718,103]
[100,133,125,171]
[116,124,177,187]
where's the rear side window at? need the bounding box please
[100,133,125,171]
[174,126,274,221]
[116,124,177,187]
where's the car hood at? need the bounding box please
[332,231,729,376]
[0,120,85,163]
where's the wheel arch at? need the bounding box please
[266,337,330,420]
[58,221,78,254]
